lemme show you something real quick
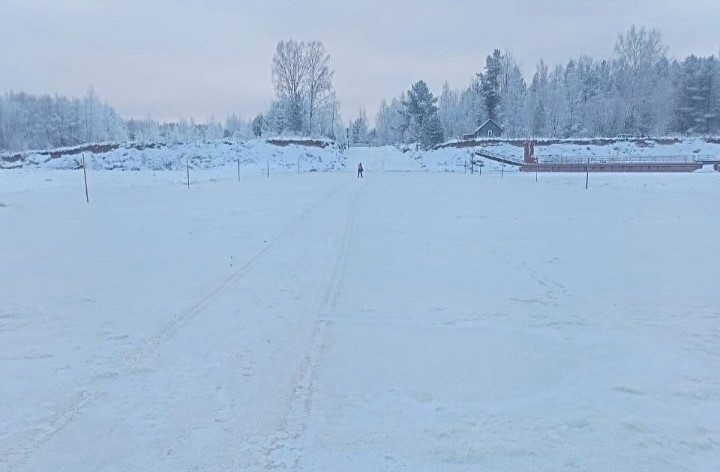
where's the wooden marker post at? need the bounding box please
[585,158,589,190]
[82,153,89,203]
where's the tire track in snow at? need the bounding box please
[265,182,363,470]
[3,180,351,471]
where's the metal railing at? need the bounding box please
[537,155,717,164]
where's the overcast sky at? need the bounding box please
[1,0,718,123]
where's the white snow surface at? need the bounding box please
[1,155,720,471]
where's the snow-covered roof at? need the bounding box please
[473,119,504,134]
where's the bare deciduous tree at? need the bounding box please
[614,26,668,133]
[272,40,308,132]
[270,40,335,135]
[304,41,334,133]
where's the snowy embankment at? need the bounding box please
[0,138,346,173]
[435,136,720,166]
[2,136,720,175]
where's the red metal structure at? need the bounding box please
[523,141,537,164]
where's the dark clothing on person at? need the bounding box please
[357,163,364,178]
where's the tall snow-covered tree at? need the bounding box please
[251,114,264,137]
[498,54,528,137]
[478,50,504,121]
[270,39,337,136]
[613,26,668,135]
[402,80,439,143]
[304,41,334,134]
[419,113,444,150]
[375,98,406,145]
[272,40,309,133]
[351,108,369,143]
[674,55,720,135]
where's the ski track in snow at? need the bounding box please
[264,183,362,470]
[1,146,719,471]
[2,179,351,471]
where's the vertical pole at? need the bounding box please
[186,157,190,189]
[585,158,589,190]
[535,171,538,183]
[237,159,240,182]
[502,163,504,178]
[266,159,270,179]
[82,153,89,203]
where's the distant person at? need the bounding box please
[357,162,364,178]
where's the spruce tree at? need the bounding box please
[252,114,264,137]
[420,114,444,150]
[478,50,503,121]
[402,80,439,143]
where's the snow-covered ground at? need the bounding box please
[1,160,719,471]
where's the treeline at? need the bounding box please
[2,27,718,152]
[0,89,260,152]
[0,89,126,151]
[0,39,340,152]
[373,27,720,146]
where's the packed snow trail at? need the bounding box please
[1,170,719,471]
[345,145,422,173]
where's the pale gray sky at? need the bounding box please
[1,0,718,123]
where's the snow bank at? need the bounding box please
[0,138,347,173]
[421,137,720,172]
[437,137,720,161]
[418,146,513,173]
[3,137,720,174]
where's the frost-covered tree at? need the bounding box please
[224,114,251,138]
[613,26,668,135]
[270,39,336,136]
[419,113,444,149]
[351,108,369,143]
[304,41,334,134]
[402,80,439,143]
[478,50,504,120]
[375,98,406,144]
[498,54,528,137]
[313,91,342,139]
[674,55,720,135]
[0,89,127,151]
[271,40,307,133]
[251,114,264,137]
